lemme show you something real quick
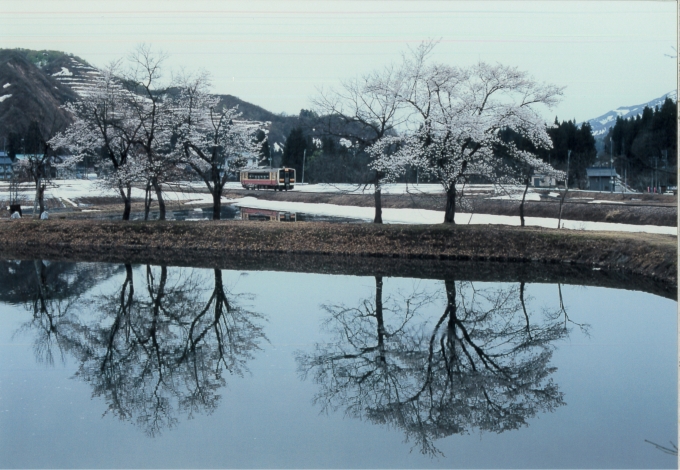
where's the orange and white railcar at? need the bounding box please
[239,168,296,191]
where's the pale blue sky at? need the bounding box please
[1,0,677,122]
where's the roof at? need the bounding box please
[0,156,13,165]
[586,167,619,177]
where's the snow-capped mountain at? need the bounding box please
[584,90,677,136]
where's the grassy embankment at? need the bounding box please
[0,219,675,287]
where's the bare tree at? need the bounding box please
[15,120,61,217]
[313,65,407,223]
[124,44,174,220]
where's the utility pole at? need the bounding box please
[302,149,306,184]
[662,149,668,190]
[609,137,613,193]
[654,157,658,193]
[566,150,571,189]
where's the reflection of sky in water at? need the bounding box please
[94,205,364,223]
[0,263,676,469]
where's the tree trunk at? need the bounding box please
[152,178,166,221]
[373,185,383,224]
[557,186,569,229]
[122,185,132,221]
[445,279,458,349]
[144,181,152,221]
[519,177,529,227]
[520,281,532,339]
[444,186,456,224]
[38,183,45,216]
[375,276,385,364]
[212,190,221,220]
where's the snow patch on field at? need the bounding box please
[588,200,626,204]
[293,183,445,195]
[489,193,541,201]
[226,197,677,235]
[61,197,78,207]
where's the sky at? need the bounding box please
[0,0,677,123]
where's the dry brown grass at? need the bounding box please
[0,218,675,286]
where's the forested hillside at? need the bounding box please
[605,97,676,188]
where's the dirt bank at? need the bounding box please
[0,219,675,286]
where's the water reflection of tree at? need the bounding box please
[15,260,85,366]
[297,278,575,456]
[20,263,266,437]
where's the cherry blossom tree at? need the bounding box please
[313,65,407,223]
[171,73,265,220]
[123,45,175,220]
[51,62,144,220]
[371,42,564,224]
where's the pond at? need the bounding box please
[0,260,676,468]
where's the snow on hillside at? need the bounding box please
[50,57,102,96]
[584,90,677,136]
[51,67,73,77]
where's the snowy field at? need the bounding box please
[1,180,675,236]
[226,196,677,235]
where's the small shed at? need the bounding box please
[586,167,619,191]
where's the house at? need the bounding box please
[586,167,619,191]
[532,173,557,188]
[0,152,13,180]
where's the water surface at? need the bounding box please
[0,260,676,468]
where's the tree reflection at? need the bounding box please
[15,260,86,366]
[297,278,576,456]
[20,263,266,436]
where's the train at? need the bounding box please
[239,167,296,190]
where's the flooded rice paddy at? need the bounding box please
[0,260,676,468]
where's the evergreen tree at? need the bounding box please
[606,98,677,188]
[502,119,596,189]
[281,127,310,174]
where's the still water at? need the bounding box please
[0,260,676,468]
[100,205,364,223]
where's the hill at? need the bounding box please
[0,47,305,159]
[0,49,80,141]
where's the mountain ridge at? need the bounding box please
[583,90,677,137]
